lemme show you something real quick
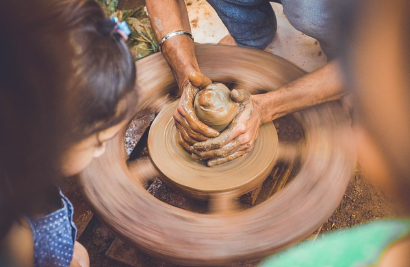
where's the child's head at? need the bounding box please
[0,0,75,236]
[1,0,138,237]
[51,0,138,176]
[342,0,410,209]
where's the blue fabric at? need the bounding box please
[207,0,277,49]
[26,191,77,267]
[281,0,338,58]
[207,0,338,58]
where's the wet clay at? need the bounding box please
[79,44,356,266]
[148,101,278,198]
[194,83,238,132]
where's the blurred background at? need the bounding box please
[59,0,396,266]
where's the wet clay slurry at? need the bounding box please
[79,44,355,266]
[194,83,239,132]
[148,101,278,199]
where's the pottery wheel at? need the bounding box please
[148,101,278,199]
[79,44,356,266]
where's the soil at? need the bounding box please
[79,113,396,267]
[78,1,396,264]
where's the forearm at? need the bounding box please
[69,259,82,267]
[254,60,346,123]
[146,0,200,89]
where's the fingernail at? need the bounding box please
[191,153,200,161]
[231,89,239,99]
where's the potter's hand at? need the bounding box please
[192,89,262,166]
[174,72,219,152]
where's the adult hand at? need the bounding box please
[191,89,263,166]
[174,72,220,153]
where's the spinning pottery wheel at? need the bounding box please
[149,100,278,201]
[79,44,356,266]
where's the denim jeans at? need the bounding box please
[206,0,338,58]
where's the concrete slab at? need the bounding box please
[187,1,327,72]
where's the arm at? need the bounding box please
[146,0,219,139]
[254,60,345,123]
[69,259,83,267]
[377,237,410,267]
[146,0,197,89]
[70,241,89,267]
[2,219,34,267]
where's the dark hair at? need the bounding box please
[53,0,137,141]
[0,0,73,238]
[0,0,138,239]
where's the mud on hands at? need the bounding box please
[177,85,262,166]
[173,72,219,150]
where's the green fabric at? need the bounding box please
[259,219,410,267]
[0,246,13,267]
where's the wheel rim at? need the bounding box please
[79,44,356,266]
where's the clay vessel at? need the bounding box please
[194,83,238,132]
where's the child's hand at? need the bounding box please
[70,241,89,267]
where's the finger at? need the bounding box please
[239,143,254,151]
[188,72,212,89]
[192,119,242,151]
[175,101,209,141]
[191,153,201,161]
[192,109,247,151]
[184,108,220,138]
[178,83,199,118]
[207,151,247,167]
[177,130,194,153]
[192,138,241,160]
[231,89,250,103]
[192,128,233,151]
[183,81,200,98]
[173,106,184,122]
[174,116,208,142]
[179,83,198,112]
[175,122,197,145]
[237,126,259,147]
[180,83,219,138]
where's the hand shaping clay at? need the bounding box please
[194,83,239,132]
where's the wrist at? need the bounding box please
[253,92,286,123]
[252,94,270,124]
[176,67,200,95]
[159,31,193,52]
[161,35,201,89]
[161,34,195,65]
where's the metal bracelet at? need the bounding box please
[159,30,194,52]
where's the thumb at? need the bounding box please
[188,72,212,89]
[231,89,250,103]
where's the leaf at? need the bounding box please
[119,9,136,21]
[130,42,153,60]
[129,6,148,19]
[112,10,124,21]
[96,0,118,16]
[95,1,158,60]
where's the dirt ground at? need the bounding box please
[78,1,396,264]
[79,112,396,267]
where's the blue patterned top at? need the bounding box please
[25,190,77,267]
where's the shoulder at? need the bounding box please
[260,220,410,267]
[2,217,34,267]
[377,236,410,267]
